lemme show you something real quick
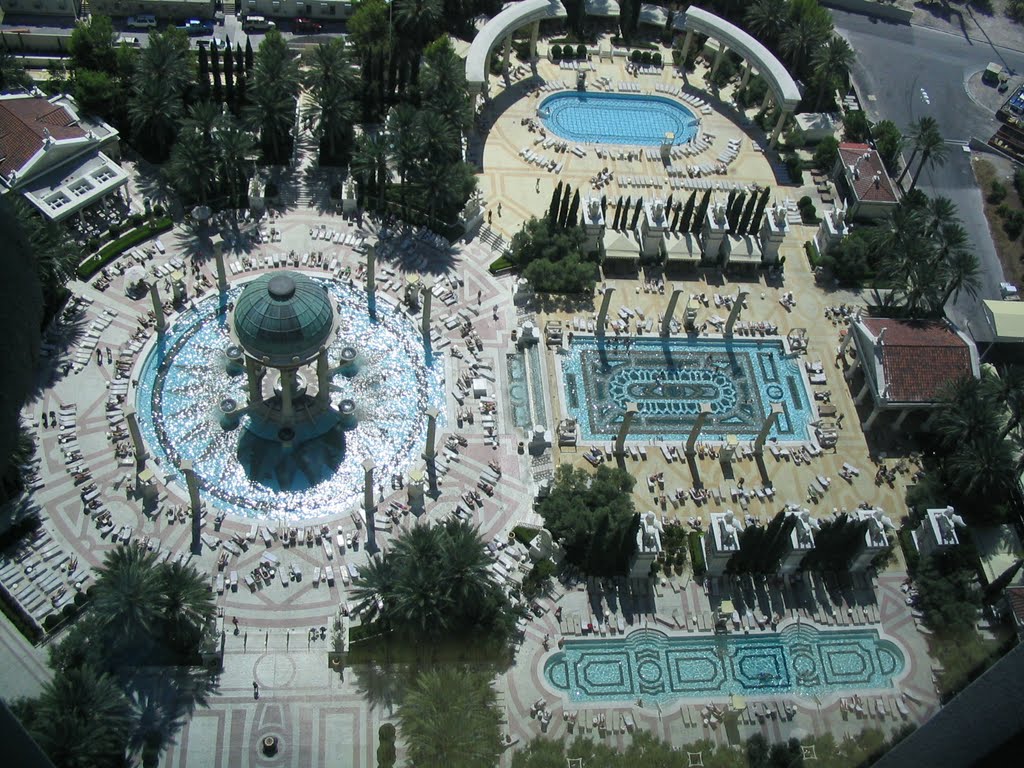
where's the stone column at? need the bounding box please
[614,402,639,456]
[423,406,439,461]
[149,281,166,334]
[759,90,773,114]
[245,356,262,407]
[855,379,871,405]
[280,369,295,426]
[180,460,203,554]
[662,288,684,336]
[724,291,749,337]
[844,354,862,381]
[365,244,376,314]
[215,247,228,292]
[754,402,785,455]
[421,278,433,343]
[316,348,330,408]
[740,61,754,88]
[363,459,375,514]
[125,406,146,466]
[839,329,856,354]
[769,109,790,149]
[685,403,714,457]
[680,29,694,61]
[596,286,614,337]
[529,21,540,60]
[710,44,726,80]
[892,409,912,430]
[502,35,512,82]
[864,403,883,430]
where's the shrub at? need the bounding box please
[551,44,562,60]
[653,52,662,67]
[152,203,165,216]
[688,532,706,577]
[107,221,122,238]
[76,217,174,279]
[130,212,145,227]
[489,255,513,274]
[801,204,818,224]
[43,613,60,631]
[783,153,804,185]
[988,180,1007,204]
[630,49,642,63]
[804,240,821,267]
[812,136,840,173]
[86,236,100,252]
[1015,167,1024,199]
[1003,209,1024,240]
[798,195,813,209]
[641,51,653,65]
[576,44,586,60]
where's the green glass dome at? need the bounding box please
[233,271,335,366]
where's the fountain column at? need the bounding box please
[180,460,203,554]
[316,347,330,408]
[125,405,146,466]
[769,109,792,150]
[724,291,749,337]
[710,44,727,79]
[680,29,694,61]
[759,91,773,115]
[614,402,639,456]
[421,278,433,343]
[365,244,376,315]
[685,403,714,457]
[740,61,754,88]
[279,369,295,426]
[423,406,439,462]
[149,281,166,334]
[362,459,375,514]
[502,35,512,82]
[529,21,540,60]
[596,286,614,337]
[245,357,262,407]
[214,246,228,293]
[662,288,683,336]
[754,403,785,456]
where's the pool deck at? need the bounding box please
[0,40,941,768]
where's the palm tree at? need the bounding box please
[946,431,1016,499]
[983,365,1024,439]
[397,668,503,768]
[158,562,216,659]
[128,78,183,162]
[386,104,423,214]
[92,546,162,655]
[305,38,360,166]
[393,0,443,86]
[744,0,791,49]
[351,131,390,211]
[246,29,300,163]
[31,665,132,768]
[908,126,949,193]
[419,36,473,133]
[897,116,939,185]
[350,553,396,628]
[938,243,980,310]
[932,376,1001,451]
[811,36,855,109]
[779,13,831,74]
[214,117,257,209]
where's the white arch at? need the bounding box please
[675,7,801,110]
[465,0,568,91]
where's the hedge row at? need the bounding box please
[551,44,588,61]
[629,50,663,66]
[688,531,706,578]
[77,217,174,280]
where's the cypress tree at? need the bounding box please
[235,70,247,113]
[751,187,771,232]
[198,43,210,92]
[614,196,625,229]
[235,43,244,74]
[629,197,643,230]
[737,191,759,235]
[245,37,254,73]
[224,42,235,104]
[693,190,712,232]
[548,181,563,226]
[557,183,572,228]
[211,44,222,102]
[727,192,745,233]
[567,189,581,227]
[680,191,696,233]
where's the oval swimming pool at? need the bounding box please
[538,92,699,146]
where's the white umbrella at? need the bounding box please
[192,205,212,222]
[125,265,147,285]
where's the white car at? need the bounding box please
[125,15,157,30]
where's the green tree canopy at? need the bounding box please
[537,464,640,577]
[70,14,120,74]
[508,216,597,294]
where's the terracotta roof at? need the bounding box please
[0,96,84,180]
[1006,586,1024,628]
[838,142,898,204]
[861,318,973,403]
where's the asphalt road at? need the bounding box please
[832,9,1024,340]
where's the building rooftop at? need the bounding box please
[233,272,336,366]
[837,142,898,205]
[0,94,85,183]
[855,318,976,404]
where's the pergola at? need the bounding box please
[674,7,802,148]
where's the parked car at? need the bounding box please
[125,15,157,30]
[179,19,214,36]
[294,18,323,34]
[242,15,276,32]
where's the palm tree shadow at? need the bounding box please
[124,665,220,767]
[350,661,416,716]
[27,310,90,397]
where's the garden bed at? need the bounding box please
[76,217,174,280]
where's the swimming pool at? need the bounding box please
[134,278,446,520]
[559,336,813,443]
[543,626,906,703]
[538,92,699,146]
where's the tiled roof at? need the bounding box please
[861,318,973,403]
[838,142,898,204]
[1005,586,1024,628]
[0,96,84,180]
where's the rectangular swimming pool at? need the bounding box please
[543,626,906,703]
[559,336,814,443]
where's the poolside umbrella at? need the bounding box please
[125,265,147,286]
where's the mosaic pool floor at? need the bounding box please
[560,336,814,443]
[544,626,905,703]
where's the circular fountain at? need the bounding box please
[224,344,245,376]
[133,272,446,520]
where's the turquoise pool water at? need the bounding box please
[134,279,445,520]
[560,336,813,443]
[538,92,699,146]
[544,626,905,703]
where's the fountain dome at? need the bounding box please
[233,271,335,366]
